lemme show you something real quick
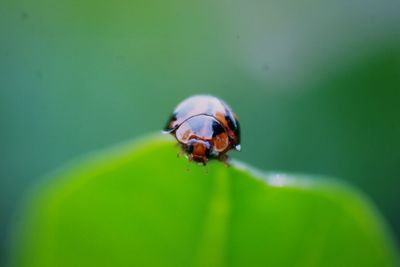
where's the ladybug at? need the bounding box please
[163,95,241,165]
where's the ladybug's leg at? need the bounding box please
[177,147,186,158]
[218,154,230,167]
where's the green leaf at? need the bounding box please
[9,135,399,267]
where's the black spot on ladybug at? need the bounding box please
[186,144,194,154]
[164,113,177,132]
[212,121,225,137]
[225,115,237,131]
[205,146,211,158]
[234,120,241,139]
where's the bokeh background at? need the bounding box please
[1,0,399,262]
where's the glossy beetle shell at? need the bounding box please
[164,95,241,164]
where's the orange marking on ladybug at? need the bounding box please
[163,95,241,165]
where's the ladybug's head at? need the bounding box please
[186,139,211,165]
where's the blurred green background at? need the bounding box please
[1,0,399,262]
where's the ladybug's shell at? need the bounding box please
[164,95,240,145]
